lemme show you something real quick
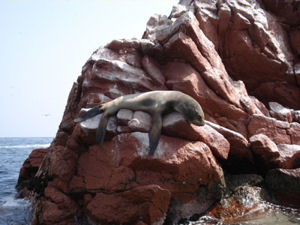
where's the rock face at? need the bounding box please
[266,168,300,208]
[16,148,50,198]
[17,0,300,224]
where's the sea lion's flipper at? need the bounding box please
[74,106,103,123]
[148,113,162,156]
[96,113,109,147]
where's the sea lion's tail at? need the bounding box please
[74,106,103,123]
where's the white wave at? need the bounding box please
[1,196,30,208]
[0,143,50,149]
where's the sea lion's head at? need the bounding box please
[189,103,205,126]
[176,100,205,126]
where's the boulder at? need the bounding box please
[35,186,79,225]
[249,134,280,172]
[265,168,300,208]
[16,147,50,196]
[277,144,300,169]
[141,55,165,86]
[293,110,300,123]
[248,114,291,144]
[117,109,133,125]
[248,114,300,145]
[128,111,151,132]
[269,102,293,123]
[162,112,230,160]
[86,185,170,225]
[206,121,252,160]
[250,134,300,172]
[77,132,225,224]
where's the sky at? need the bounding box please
[0,0,177,137]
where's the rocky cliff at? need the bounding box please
[17,0,300,224]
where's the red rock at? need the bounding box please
[162,112,230,160]
[49,146,77,182]
[216,0,299,109]
[250,133,300,171]
[265,168,300,208]
[128,133,225,223]
[162,61,250,136]
[86,185,170,225]
[143,14,173,42]
[294,63,300,86]
[250,134,280,158]
[206,121,250,159]
[116,125,131,133]
[194,1,219,49]
[76,114,117,145]
[79,113,102,130]
[69,176,85,193]
[249,134,280,171]
[163,112,198,139]
[16,147,49,192]
[141,55,166,86]
[77,130,225,224]
[77,144,127,192]
[277,144,300,169]
[293,110,300,123]
[248,115,300,146]
[135,222,147,225]
[269,102,293,123]
[93,59,155,92]
[128,111,151,132]
[218,3,231,37]
[106,116,118,136]
[252,82,300,110]
[83,193,93,207]
[77,132,224,196]
[262,0,300,26]
[164,30,241,108]
[25,148,49,168]
[129,133,225,197]
[248,115,300,145]
[117,109,133,125]
[35,186,79,225]
[290,122,300,145]
[125,52,142,68]
[15,187,31,199]
[248,114,291,144]
[290,29,300,55]
[207,120,254,173]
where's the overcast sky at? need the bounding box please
[0,0,177,137]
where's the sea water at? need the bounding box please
[0,137,52,225]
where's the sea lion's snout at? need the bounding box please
[192,118,205,126]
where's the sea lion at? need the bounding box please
[75,90,205,155]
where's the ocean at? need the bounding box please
[0,137,52,225]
